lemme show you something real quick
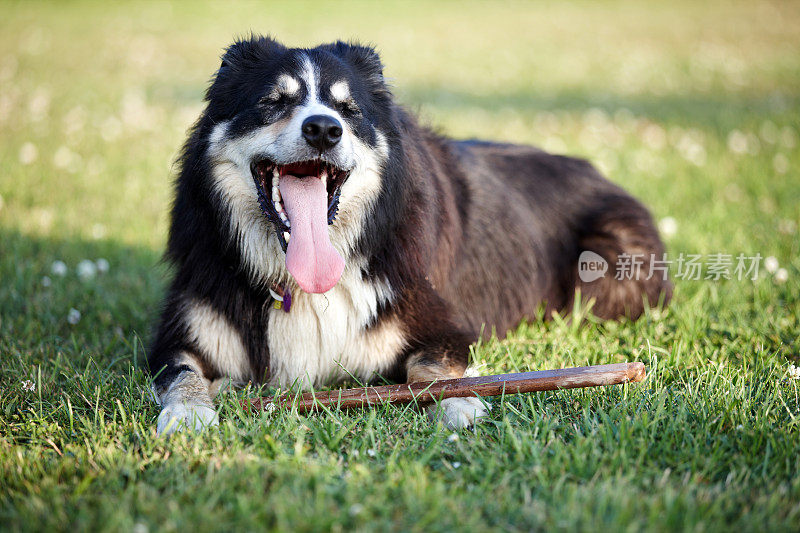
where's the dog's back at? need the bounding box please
[382,116,670,338]
[448,140,670,333]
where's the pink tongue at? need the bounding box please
[279,175,344,293]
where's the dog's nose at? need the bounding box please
[301,115,343,151]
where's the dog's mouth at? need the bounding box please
[250,158,348,294]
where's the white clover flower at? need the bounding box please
[91,224,107,239]
[773,153,789,175]
[366,448,376,457]
[67,308,81,325]
[658,216,678,238]
[759,121,779,144]
[447,432,459,443]
[348,504,364,517]
[764,256,779,273]
[19,142,38,165]
[774,268,788,284]
[63,105,87,139]
[77,259,97,280]
[50,260,67,276]
[101,116,122,142]
[727,130,748,154]
[788,365,800,380]
[41,275,51,287]
[95,258,110,274]
[781,126,797,149]
[642,123,667,150]
[53,146,76,169]
[21,380,35,392]
[452,461,461,469]
[777,219,796,235]
[676,133,706,166]
[28,88,50,122]
[542,136,567,154]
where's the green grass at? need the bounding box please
[1,1,799,530]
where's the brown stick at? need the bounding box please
[245,362,645,413]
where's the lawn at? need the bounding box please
[1,1,799,530]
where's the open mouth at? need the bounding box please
[250,158,349,294]
[250,159,349,252]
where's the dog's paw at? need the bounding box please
[427,397,490,430]
[156,402,218,436]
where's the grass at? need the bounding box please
[1,0,799,530]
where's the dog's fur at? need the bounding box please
[148,36,671,434]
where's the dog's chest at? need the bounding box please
[266,271,405,388]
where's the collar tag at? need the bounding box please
[269,284,292,313]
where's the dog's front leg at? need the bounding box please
[152,356,218,436]
[402,319,490,430]
[406,351,490,429]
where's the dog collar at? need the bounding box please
[269,283,292,313]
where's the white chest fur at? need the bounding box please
[266,268,406,388]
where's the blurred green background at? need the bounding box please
[2,0,798,250]
[1,1,799,530]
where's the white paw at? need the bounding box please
[156,402,218,436]
[427,396,490,430]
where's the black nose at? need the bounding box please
[301,114,343,151]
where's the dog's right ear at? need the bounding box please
[220,36,284,71]
[327,41,385,87]
[207,36,285,102]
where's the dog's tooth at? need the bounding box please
[274,201,281,212]
[283,231,291,242]
[272,186,280,202]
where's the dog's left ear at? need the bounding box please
[329,41,385,87]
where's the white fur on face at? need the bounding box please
[300,56,318,103]
[206,88,389,289]
[276,74,300,97]
[271,56,355,167]
[329,80,350,103]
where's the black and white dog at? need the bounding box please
[149,36,670,434]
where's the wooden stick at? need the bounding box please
[246,362,645,413]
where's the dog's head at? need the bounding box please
[199,37,393,293]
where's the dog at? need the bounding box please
[148,36,671,434]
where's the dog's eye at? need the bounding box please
[260,92,291,107]
[334,99,360,116]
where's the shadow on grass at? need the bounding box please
[0,228,167,368]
